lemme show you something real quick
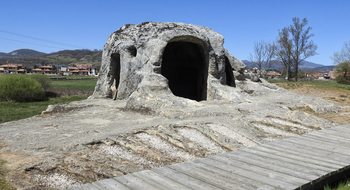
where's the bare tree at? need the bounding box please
[289,17,317,81]
[275,27,293,80]
[332,41,350,65]
[248,40,275,76]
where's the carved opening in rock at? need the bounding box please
[161,41,207,101]
[110,53,121,98]
[127,46,137,57]
[225,56,235,87]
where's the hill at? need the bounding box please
[298,61,325,70]
[242,60,334,72]
[0,49,46,58]
[0,49,102,68]
[312,66,336,73]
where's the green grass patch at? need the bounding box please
[268,80,350,91]
[324,179,350,190]
[0,76,97,123]
[0,96,88,123]
[50,78,97,91]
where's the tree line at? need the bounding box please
[249,17,350,83]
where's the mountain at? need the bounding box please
[0,49,102,68]
[0,49,46,58]
[242,60,334,72]
[312,66,336,73]
[298,61,325,70]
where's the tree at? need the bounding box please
[335,62,350,77]
[249,40,275,76]
[332,41,350,65]
[275,17,317,81]
[289,17,317,81]
[332,41,350,84]
[275,27,293,80]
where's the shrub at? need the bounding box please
[29,74,51,90]
[335,75,350,85]
[0,75,46,102]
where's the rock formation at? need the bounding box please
[91,22,246,106]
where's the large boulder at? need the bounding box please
[91,22,246,105]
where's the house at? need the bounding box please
[328,70,350,79]
[67,67,89,76]
[266,71,281,78]
[74,63,98,76]
[0,64,27,74]
[328,71,337,80]
[59,64,98,76]
[32,66,56,74]
[313,73,328,80]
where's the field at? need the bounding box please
[0,77,97,188]
[270,80,350,125]
[0,77,97,124]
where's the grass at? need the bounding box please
[324,179,350,190]
[0,96,88,123]
[0,159,14,190]
[0,77,97,124]
[268,79,350,91]
[50,78,97,91]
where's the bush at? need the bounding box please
[29,74,51,90]
[335,75,350,85]
[0,75,46,102]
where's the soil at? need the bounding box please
[275,83,350,124]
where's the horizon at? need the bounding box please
[1,0,350,66]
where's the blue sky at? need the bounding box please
[1,0,349,66]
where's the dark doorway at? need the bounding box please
[225,56,236,87]
[161,41,207,101]
[110,53,121,98]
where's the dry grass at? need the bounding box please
[0,157,15,190]
[273,80,350,124]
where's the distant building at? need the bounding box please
[32,66,56,74]
[307,72,330,80]
[328,71,337,80]
[266,71,281,78]
[74,63,98,76]
[329,70,350,79]
[66,66,88,76]
[58,64,98,76]
[0,64,27,74]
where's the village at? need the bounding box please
[0,62,346,81]
[0,63,98,76]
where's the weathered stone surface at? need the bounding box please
[91,22,246,104]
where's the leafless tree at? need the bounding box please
[332,41,350,65]
[249,40,275,76]
[289,17,317,81]
[275,27,293,80]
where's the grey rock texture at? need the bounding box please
[91,22,245,103]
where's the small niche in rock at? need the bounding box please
[127,46,137,57]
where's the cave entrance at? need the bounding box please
[161,41,207,101]
[225,56,236,87]
[110,53,121,99]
